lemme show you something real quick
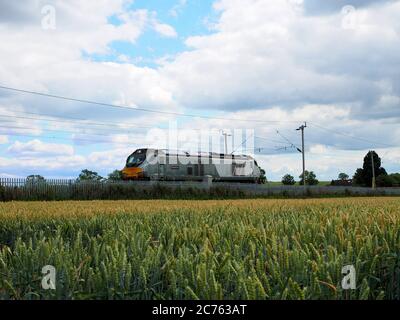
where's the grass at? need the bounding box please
[1,198,400,300]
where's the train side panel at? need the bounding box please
[139,152,261,182]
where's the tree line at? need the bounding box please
[22,150,399,187]
[25,169,123,184]
[280,151,399,187]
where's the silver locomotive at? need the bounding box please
[122,149,264,183]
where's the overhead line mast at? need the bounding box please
[296,122,307,191]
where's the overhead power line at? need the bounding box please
[0,85,300,124]
[0,116,156,135]
[230,133,254,155]
[0,124,136,139]
[255,136,291,144]
[276,130,301,151]
[309,122,396,148]
[0,111,156,130]
[0,110,223,132]
[0,85,397,150]
[0,131,118,144]
[242,147,284,153]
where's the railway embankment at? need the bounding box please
[1,178,400,201]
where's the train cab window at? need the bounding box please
[126,152,146,167]
[187,167,193,175]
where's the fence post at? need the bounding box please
[203,175,213,190]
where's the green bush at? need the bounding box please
[376,174,400,187]
[390,173,400,186]
[0,184,5,201]
[281,174,296,185]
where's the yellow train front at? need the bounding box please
[121,149,147,180]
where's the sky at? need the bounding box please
[0,0,399,181]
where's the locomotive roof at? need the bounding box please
[142,149,254,160]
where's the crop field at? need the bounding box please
[1,198,400,300]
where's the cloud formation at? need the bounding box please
[0,0,399,179]
[162,0,400,116]
[7,139,74,156]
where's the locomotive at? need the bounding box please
[121,148,265,183]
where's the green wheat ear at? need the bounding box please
[0,197,399,299]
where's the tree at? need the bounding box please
[255,169,266,184]
[77,169,103,182]
[362,151,387,186]
[281,174,296,185]
[376,175,394,187]
[108,170,123,182]
[338,173,349,181]
[353,151,387,187]
[376,173,400,187]
[0,183,4,201]
[26,175,46,187]
[26,175,45,183]
[299,171,319,186]
[391,173,400,186]
[353,168,364,186]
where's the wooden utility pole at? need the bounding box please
[370,150,376,189]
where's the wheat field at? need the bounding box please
[1,198,400,300]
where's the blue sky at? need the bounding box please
[0,0,399,180]
[90,0,216,68]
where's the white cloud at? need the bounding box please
[161,0,400,115]
[7,139,74,156]
[0,1,178,118]
[152,22,178,38]
[169,0,187,18]
[0,135,8,144]
[309,144,329,154]
[0,147,125,175]
[0,173,22,178]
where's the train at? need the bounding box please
[121,148,265,183]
